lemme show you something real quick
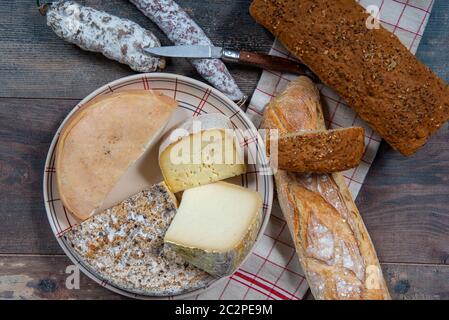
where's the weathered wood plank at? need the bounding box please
[2,255,449,300]
[0,255,125,299]
[415,0,449,82]
[304,262,449,300]
[382,263,449,300]
[0,0,273,100]
[0,98,75,254]
[356,124,449,264]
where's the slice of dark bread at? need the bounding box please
[271,127,365,173]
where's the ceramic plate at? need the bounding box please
[43,73,273,299]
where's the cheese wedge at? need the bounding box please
[64,182,214,296]
[159,114,246,193]
[56,90,177,220]
[164,182,263,276]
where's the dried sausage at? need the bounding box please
[130,0,244,101]
[43,1,165,72]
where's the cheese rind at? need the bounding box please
[159,114,246,193]
[164,182,263,276]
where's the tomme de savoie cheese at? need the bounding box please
[159,114,246,193]
[56,90,177,220]
[164,181,263,276]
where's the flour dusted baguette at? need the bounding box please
[251,0,449,156]
[272,127,365,173]
[263,77,390,299]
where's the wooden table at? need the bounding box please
[0,0,448,300]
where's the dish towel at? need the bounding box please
[194,0,435,300]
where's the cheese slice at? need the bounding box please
[159,114,246,193]
[64,182,214,296]
[56,90,177,220]
[164,181,263,276]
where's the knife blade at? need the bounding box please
[145,45,223,59]
[144,45,319,82]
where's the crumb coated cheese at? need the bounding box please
[65,182,213,296]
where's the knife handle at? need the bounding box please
[222,49,319,82]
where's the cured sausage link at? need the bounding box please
[130,0,245,101]
[45,1,165,72]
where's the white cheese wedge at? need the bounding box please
[159,114,246,193]
[164,181,263,276]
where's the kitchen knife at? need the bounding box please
[144,45,319,82]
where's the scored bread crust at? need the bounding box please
[263,77,390,300]
[273,127,365,173]
[56,90,177,220]
[250,0,449,156]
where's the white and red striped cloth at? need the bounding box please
[194,0,435,300]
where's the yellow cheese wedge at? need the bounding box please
[56,90,177,220]
[159,114,246,193]
[164,181,263,276]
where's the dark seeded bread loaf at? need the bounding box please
[271,127,365,173]
[250,0,449,156]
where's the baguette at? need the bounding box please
[263,76,390,300]
[271,127,365,173]
[250,0,449,156]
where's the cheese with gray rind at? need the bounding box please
[159,114,246,193]
[164,182,263,276]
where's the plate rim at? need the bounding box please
[42,72,274,300]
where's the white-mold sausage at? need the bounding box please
[130,0,244,101]
[45,1,165,72]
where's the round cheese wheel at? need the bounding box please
[56,90,177,220]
